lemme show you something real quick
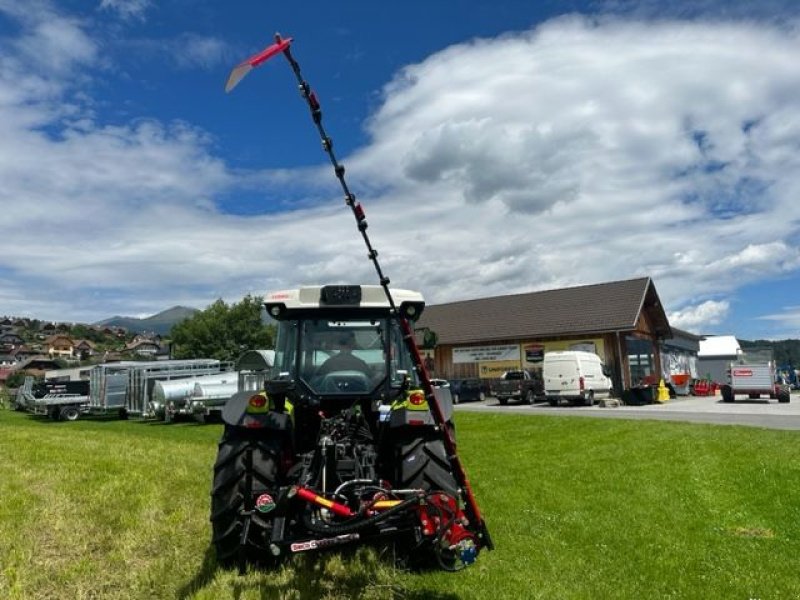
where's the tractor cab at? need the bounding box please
[265,285,425,403]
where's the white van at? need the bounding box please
[543,351,613,406]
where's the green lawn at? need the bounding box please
[1,408,799,599]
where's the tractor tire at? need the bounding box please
[211,427,281,568]
[777,388,790,404]
[721,385,734,403]
[59,406,80,422]
[396,431,458,498]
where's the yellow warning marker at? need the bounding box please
[656,379,670,403]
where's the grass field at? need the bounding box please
[1,407,800,599]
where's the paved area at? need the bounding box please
[454,391,800,430]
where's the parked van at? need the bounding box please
[543,351,613,406]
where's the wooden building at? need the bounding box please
[415,277,672,393]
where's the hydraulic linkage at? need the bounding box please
[226,33,493,554]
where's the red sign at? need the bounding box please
[732,369,753,377]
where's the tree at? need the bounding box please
[170,295,275,362]
[6,370,29,389]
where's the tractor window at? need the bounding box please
[389,318,420,388]
[271,317,420,394]
[271,321,298,379]
[298,319,386,395]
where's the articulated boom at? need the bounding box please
[215,30,492,572]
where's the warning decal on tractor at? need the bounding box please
[256,493,276,513]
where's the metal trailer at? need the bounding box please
[13,376,35,411]
[88,359,228,418]
[189,350,274,423]
[14,376,89,421]
[31,393,90,421]
[234,349,275,393]
[189,381,239,423]
[156,372,238,422]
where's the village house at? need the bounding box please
[45,335,75,359]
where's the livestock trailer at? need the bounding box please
[88,359,227,418]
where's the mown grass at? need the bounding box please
[1,408,799,599]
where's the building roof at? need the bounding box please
[416,277,671,345]
[698,335,741,358]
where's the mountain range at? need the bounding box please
[94,306,198,336]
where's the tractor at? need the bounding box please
[211,284,483,570]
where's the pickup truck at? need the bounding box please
[491,370,544,405]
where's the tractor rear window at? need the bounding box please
[270,317,418,395]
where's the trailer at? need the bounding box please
[188,381,239,423]
[15,376,90,421]
[720,352,790,404]
[188,350,275,423]
[88,359,228,418]
[156,372,238,422]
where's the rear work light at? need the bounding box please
[579,376,585,391]
[409,391,426,406]
[246,394,269,414]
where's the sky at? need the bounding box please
[0,0,799,340]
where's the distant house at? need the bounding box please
[73,339,98,360]
[0,354,17,367]
[0,332,24,347]
[697,335,742,384]
[45,335,75,359]
[15,356,61,375]
[11,345,39,362]
[124,339,161,357]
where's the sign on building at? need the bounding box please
[453,344,520,364]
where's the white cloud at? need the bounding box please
[121,33,232,71]
[668,300,730,332]
[99,0,150,22]
[1,12,800,330]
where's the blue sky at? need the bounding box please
[1,0,799,341]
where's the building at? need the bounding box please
[659,328,703,394]
[697,336,741,384]
[45,335,75,358]
[416,277,672,393]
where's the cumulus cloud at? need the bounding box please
[99,0,150,22]
[668,300,730,332]
[1,10,800,336]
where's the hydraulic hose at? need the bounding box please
[300,495,420,536]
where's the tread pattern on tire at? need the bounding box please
[211,428,281,567]
[396,432,458,498]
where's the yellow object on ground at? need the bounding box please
[657,379,670,403]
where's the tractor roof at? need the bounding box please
[264,285,425,319]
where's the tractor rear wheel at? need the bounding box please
[395,429,458,498]
[211,426,281,568]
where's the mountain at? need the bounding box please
[95,306,199,336]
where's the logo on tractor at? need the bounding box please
[256,493,276,513]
